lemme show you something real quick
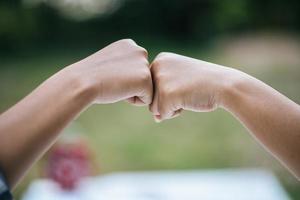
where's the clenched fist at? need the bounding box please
[66,39,153,105]
[150,52,236,122]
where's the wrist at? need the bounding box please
[218,67,249,111]
[58,65,97,107]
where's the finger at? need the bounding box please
[127,57,152,106]
[136,73,153,105]
[126,96,146,106]
[126,84,152,106]
[157,98,174,121]
[149,60,160,112]
[138,46,149,60]
[150,57,173,122]
[169,108,183,119]
[155,105,180,122]
[126,86,153,106]
[157,90,183,121]
[137,95,151,106]
[149,85,160,117]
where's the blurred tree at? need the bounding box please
[0,0,300,53]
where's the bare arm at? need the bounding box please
[221,70,300,179]
[0,39,152,188]
[150,52,300,179]
[0,68,93,188]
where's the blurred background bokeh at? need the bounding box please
[0,0,300,199]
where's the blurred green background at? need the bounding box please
[0,0,300,199]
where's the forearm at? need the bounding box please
[0,39,151,189]
[0,66,94,188]
[220,69,300,179]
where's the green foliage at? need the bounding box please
[0,0,300,53]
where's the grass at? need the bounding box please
[0,42,299,199]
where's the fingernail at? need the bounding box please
[154,115,162,123]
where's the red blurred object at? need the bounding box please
[46,141,91,190]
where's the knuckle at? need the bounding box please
[119,38,137,46]
[160,84,175,99]
[151,67,169,87]
[140,57,149,67]
[151,63,168,80]
[138,68,151,83]
[142,49,148,58]
[151,59,160,68]
[141,71,151,83]
[138,46,148,56]
[123,38,135,44]
[151,68,164,85]
[156,52,171,60]
[150,60,161,74]
[152,52,173,69]
[135,47,148,59]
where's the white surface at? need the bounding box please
[22,169,290,200]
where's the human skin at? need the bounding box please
[0,39,153,188]
[1,40,299,191]
[150,52,300,180]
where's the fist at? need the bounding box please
[68,39,152,105]
[150,52,232,122]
